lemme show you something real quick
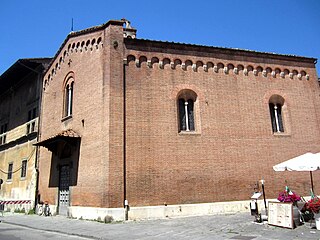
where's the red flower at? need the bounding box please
[304,197,320,214]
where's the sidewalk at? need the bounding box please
[0,212,319,240]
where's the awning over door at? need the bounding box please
[34,129,80,152]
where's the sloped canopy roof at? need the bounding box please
[34,129,80,152]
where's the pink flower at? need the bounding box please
[277,190,301,203]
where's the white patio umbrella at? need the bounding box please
[273,152,320,192]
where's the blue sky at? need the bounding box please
[1,0,319,75]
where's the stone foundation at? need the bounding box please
[64,199,271,221]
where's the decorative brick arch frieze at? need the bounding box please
[124,55,310,81]
[44,36,103,90]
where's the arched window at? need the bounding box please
[65,82,73,117]
[63,74,74,118]
[269,95,285,133]
[177,90,197,132]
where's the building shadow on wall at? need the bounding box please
[48,138,81,187]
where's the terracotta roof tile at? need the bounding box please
[35,129,80,147]
[58,129,80,138]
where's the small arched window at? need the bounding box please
[63,74,74,118]
[177,90,197,132]
[269,95,285,133]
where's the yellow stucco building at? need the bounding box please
[0,58,51,212]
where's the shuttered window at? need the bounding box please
[21,160,27,178]
[7,163,13,180]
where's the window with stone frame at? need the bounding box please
[7,163,13,180]
[21,160,27,178]
[63,76,74,118]
[269,95,285,133]
[177,90,198,132]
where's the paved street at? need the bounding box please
[0,223,91,240]
[0,212,319,240]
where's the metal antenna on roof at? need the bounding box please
[71,18,74,32]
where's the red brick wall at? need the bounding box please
[124,43,320,206]
[102,24,125,207]
[39,29,112,207]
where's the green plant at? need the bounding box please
[28,208,36,215]
[93,215,114,223]
[14,208,25,213]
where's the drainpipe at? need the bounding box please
[123,61,128,220]
[34,66,44,210]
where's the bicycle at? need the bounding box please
[37,201,51,216]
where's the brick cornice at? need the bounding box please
[124,54,311,81]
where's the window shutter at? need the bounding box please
[187,99,195,131]
[65,86,69,116]
[21,160,27,178]
[179,99,186,131]
[277,104,284,132]
[269,103,277,132]
[70,82,74,115]
[7,163,13,180]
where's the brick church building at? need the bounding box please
[36,19,319,220]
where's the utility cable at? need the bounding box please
[0,148,36,174]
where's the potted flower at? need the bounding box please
[304,197,320,230]
[277,186,301,205]
[304,197,320,214]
